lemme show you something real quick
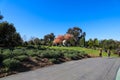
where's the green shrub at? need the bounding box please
[27,45,36,49]
[51,51,63,58]
[2,50,12,59]
[76,51,87,58]
[41,50,63,59]
[70,54,78,60]
[15,55,28,61]
[3,58,20,70]
[37,51,42,55]
[0,67,9,73]
[0,53,3,63]
[12,49,24,56]
[64,50,86,60]
[64,53,74,59]
[41,51,51,58]
[38,46,46,50]
[49,58,61,64]
[26,50,37,57]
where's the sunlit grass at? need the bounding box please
[49,46,118,57]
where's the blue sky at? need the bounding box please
[0,0,120,40]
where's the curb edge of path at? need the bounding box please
[116,67,120,80]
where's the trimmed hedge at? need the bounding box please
[49,58,61,64]
[0,47,89,73]
[14,55,28,61]
[41,51,63,59]
[3,58,20,70]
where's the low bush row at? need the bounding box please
[0,47,89,76]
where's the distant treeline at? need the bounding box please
[0,14,120,52]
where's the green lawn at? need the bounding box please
[49,46,118,57]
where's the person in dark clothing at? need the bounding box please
[99,48,102,57]
[118,51,120,57]
[107,49,111,57]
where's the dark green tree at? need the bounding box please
[67,27,84,46]
[79,37,85,47]
[99,39,118,50]
[93,38,99,49]
[44,33,55,46]
[28,37,35,45]
[79,32,86,47]
[67,37,75,46]
[33,38,41,45]
[0,22,23,47]
[87,39,94,48]
[0,12,3,20]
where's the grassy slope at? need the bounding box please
[50,46,118,57]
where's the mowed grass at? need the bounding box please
[49,46,118,57]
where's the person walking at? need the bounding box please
[99,48,102,57]
[107,49,111,57]
[118,51,120,57]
